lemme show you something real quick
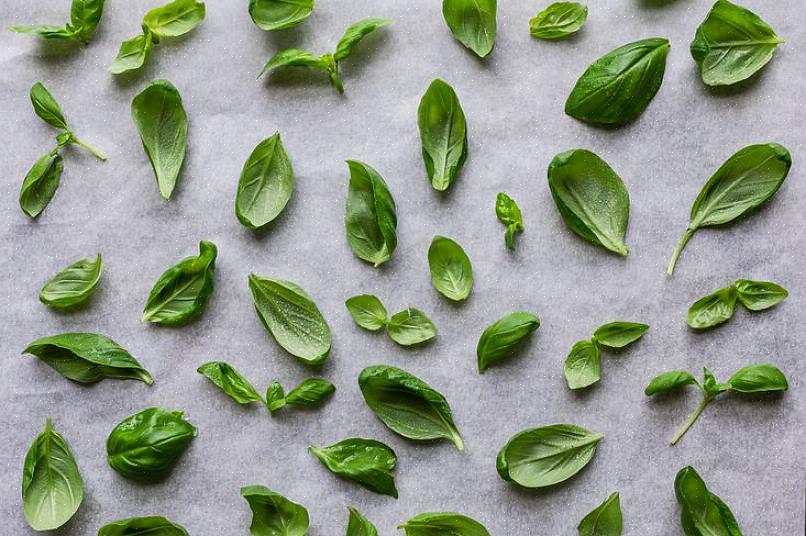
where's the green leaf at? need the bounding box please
[702,367,728,397]
[359,365,463,450]
[286,378,335,406]
[197,361,264,404]
[131,79,188,199]
[728,364,788,393]
[10,24,76,40]
[387,308,437,347]
[258,49,329,79]
[108,32,153,74]
[442,0,497,58]
[236,132,295,229]
[266,382,287,414]
[691,0,783,87]
[578,492,622,536]
[142,240,217,324]
[530,2,588,40]
[30,82,68,130]
[644,371,699,396]
[345,294,388,331]
[248,274,332,365]
[345,160,398,267]
[22,419,83,531]
[346,507,378,536]
[734,279,788,311]
[417,79,468,192]
[23,332,153,384]
[593,321,649,348]
[428,235,473,301]
[39,253,102,309]
[334,18,391,60]
[309,438,397,497]
[565,38,670,125]
[496,424,604,488]
[687,286,738,329]
[495,192,524,250]
[98,516,189,535]
[564,340,601,390]
[19,153,64,219]
[241,485,309,536]
[249,0,314,31]
[668,143,791,275]
[675,466,743,536]
[68,0,106,43]
[477,311,540,373]
[547,149,630,255]
[143,0,206,37]
[399,512,491,536]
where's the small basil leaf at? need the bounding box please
[143,0,206,37]
[286,378,335,406]
[334,18,391,61]
[496,424,604,488]
[258,49,329,79]
[248,274,332,365]
[108,32,153,74]
[477,311,540,373]
[387,308,437,347]
[359,365,464,450]
[345,294,388,331]
[68,0,106,43]
[428,235,473,301]
[530,2,588,40]
[241,485,309,536]
[727,364,788,393]
[236,132,294,229]
[547,149,630,255]
[39,253,102,309]
[399,512,491,536]
[197,361,264,404]
[30,82,68,130]
[249,0,314,31]
[23,332,153,384]
[687,286,738,329]
[593,321,649,348]
[22,419,83,531]
[417,79,468,192]
[734,279,788,311]
[565,38,670,125]
[578,492,622,536]
[345,160,398,267]
[11,24,76,40]
[19,153,64,218]
[142,240,217,324]
[691,0,783,87]
[564,340,601,390]
[346,507,378,536]
[131,79,188,200]
[98,516,189,536]
[495,192,524,250]
[442,0,497,58]
[644,371,699,396]
[266,382,287,414]
[309,438,397,497]
[675,466,743,536]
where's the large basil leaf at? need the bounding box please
[22,419,83,531]
[197,361,264,404]
[19,153,64,218]
[345,294,388,331]
[477,311,540,373]
[143,0,206,37]
[442,0,497,58]
[675,466,743,536]
[39,253,102,309]
[417,79,468,192]
[564,340,601,390]
[30,82,68,129]
[497,424,604,488]
[23,332,153,384]
[578,492,622,536]
[241,485,309,536]
[565,38,670,125]
[495,192,524,250]
[592,321,649,348]
[359,365,464,450]
[142,240,217,324]
[309,438,398,497]
[249,0,314,31]
[428,235,473,301]
[98,516,189,535]
[334,18,391,61]
[691,0,783,87]
[107,408,197,481]
[734,279,788,311]
[131,80,188,200]
[108,33,153,74]
[667,143,791,275]
[547,149,630,255]
[687,287,738,329]
[11,0,105,43]
[236,132,294,229]
[387,308,437,347]
[530,2,588,40]
[399,512,491,535]
[345,160,398,267]
[346,507,378,536]
[249,274,332,365]
[727,364,788,393]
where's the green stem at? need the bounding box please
[71,136,107,161]
[671,395,711,445]
[328,68,344,94]
[667,227,695,276]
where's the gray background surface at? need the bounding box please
[1,0,804,534]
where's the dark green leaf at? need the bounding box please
[593,321,649,348]
[345,294,388,331]
[495,192,524,250]
[687,286,738,329]
[98,516,189,535]
[143,0,206,37]
[197,361,264,404]
[19,153,64,218]
[236,132,294,229]
[644,371,699,396]
[564,340,601,390]
[428,235,473,301]
[334,18,391,60]
[30,82,68,129]
[417,79,468,192]
[387,308,437,347]
[309,438,397,497]
[39,253,102,309]
[728,364,788,393]
[249,0,314,31]
[241,485,309,536]
[530,2,588,40]
[477,311,540,373]
[345,160,398,267]
[346,507,378,536]
[286,378,335,406]
[108,32,153,74]
[734,279,788,311]
[578,492,622,536]
[399,512,491,535]
[442,0,497,58]
[675,466,743,536]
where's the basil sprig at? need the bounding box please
[477,311,540,373]
[98,516,189,535]
[418,79,468,192]
[399,512,491,535]
[495,193,524,250]
[11,0,105,43]
[347,507,378,536]
[39,253,102,309]
[241,485,309,536]
[266,378,335,415]
[442,0,497,58]
[675,466,743,535]
[564,321,649,389]
[529,2,588,40]
[249,0,314,31]
[578,492,622,536]
[688,279,788,329]
[346,294,437,347]
[309,438,398,497]
[345,160,398,267]
[236,132,294,230]
[428,235,473,301]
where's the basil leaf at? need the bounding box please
[442,0,497,58]
[675,466,743,536]
[259,49,329,79]
[345,294,388,331]
[387,308,437,347]
[399,512,491,536]
[477,311,540,373]
[19,153,64,218]
[495,192,524,250]
[346,507,378,536]
[547,149,630,255]
[68,0,106,43]
[23,332,153,384]
[728,364,788,393]
[249,0,313,31]
[578,492,622,536]
[565,38,670,125]
[530,2,588,40]
[334,18,391,61]
[359,365,464,450]
[30,82,68,130]
[286,378,335,406]
[131,79,188,200]
[691,0,783,87]
[496,424,604,488]
[248,274,332,365]
[142,240,217,324]
[11,24,76,41]
[143,0,206,37]
[644,371,699,396]
[702,367,729,397]
[197,361,264,405]
[345,160,398,267]
[428,235,473,301]
[564,340,601,390]
[417,79,468,192]
[734,279,788,311]
[108,33,153,74]
[98,516,189,535]
[236,132,294,230]
[39,253,102,309]
[592,321,649,348]
[309,438,397,497]
[241,485,309,536]
[266,382,287,414]
[22,418,83,531]
[106,407,197,481]
[687,286,738,329]
[667,143,791,275]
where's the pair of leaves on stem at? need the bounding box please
[530,2,588,41]
[236,132,294,230]
[429,236,474,301]
[11,0,105,44]
[477,311,540,373]
[578,492,622,536]
[345,161,398,267]
[39,253,102,309]
[346,295,436,347]
[495,193,524,250]
[646,363,788,445]
[565,322,649,389]
[442,0,497,58]
[688,279,788,329]
[675,466,743,535]
[249,0,314,31]
[98,516,188,535]
[418,79,468,192]
[309,438,398,498]
[399,512,491,535]
[108,0,206,74]
[260,18,390,93]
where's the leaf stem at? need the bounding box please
[71,136,107,161]
[328,69,344,94]
[667,227,695,276]
[671,395,711,445]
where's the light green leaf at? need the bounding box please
[417,79,468,192]
[236,132,295,229]
[258,49,328,79]
[143,0,206,37]
[98,516,189,535]
[108,33,153,74]
[39,253,102,309]
[734,279,788,311]
[309,438,397,497]
[442,0,497,58]
[286,378,335,406]
[249,0,314,31]
[495,192,524,250]
[68,0,106,43]
[675,466,744,535]
[644,371,699,396]
[197,361,264,405]
[564,340,601,390]
[593,321,649,348]
[11,24,75,40]
[530,2,588,40]
[345,160,398,267]
[19,153,64,219]
[578,492,622,536]
[687,286,737,329]
[240,485,309,536]
[477,311,540,373]
[387,308,437,347]
[399,512,491,535]
[334,18,391,60]
[346,507,378,536]
[728,364,788,393]
[345,294,388,331]
[30,82,68,130]
[428,235,473,301]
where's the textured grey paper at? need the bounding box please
[1,0,804,534]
